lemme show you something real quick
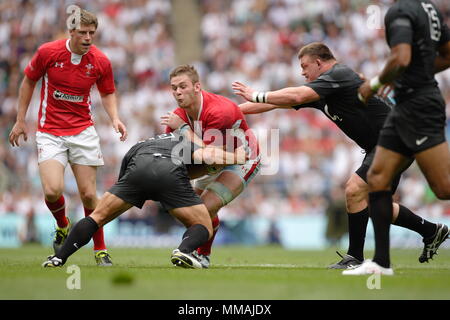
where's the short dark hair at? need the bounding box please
[298,42,336,61]
[169,65,200,84]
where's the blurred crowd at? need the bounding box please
[1,0,450,228]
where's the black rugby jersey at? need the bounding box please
[293,63,391,151]
[385,0,450,99]
[119,131,200,177]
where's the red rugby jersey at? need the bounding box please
[25,39,115,136]
[166,90,259,160]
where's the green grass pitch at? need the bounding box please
[0,245,449,300]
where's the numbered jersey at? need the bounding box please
[384,0,450,99]
[24,39,115,136]
[166,90,259,159]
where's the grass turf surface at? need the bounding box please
[0,245,449,300]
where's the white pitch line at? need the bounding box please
[215,264,299,268]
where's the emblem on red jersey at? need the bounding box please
[85,64,94,75]
[55,62,64,68]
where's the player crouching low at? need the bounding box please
[42,127,246,269]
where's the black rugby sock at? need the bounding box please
[178,224,210,254]
[347,208,369,261]
[393,205,437,238]
[369,191,392,268]
[57,216,99,262]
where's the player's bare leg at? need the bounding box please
[72,163,110,265]
[39,160,69,252]
[195,171,244,268]
[415,142,450,200]
[332,172,424,269]
[169,204,213,269]
[43,192,132,267]
[344,146,409,275]
[414,143,450,262]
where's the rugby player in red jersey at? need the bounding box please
[9,7,127,266]
[161,65,260,268]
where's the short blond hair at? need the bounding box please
[169,65,200,84]
[69,8,98,30]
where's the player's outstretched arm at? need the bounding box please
[239,102,291,114]
[100,92,128,141]
[435,41,450,74]
[232,81,319,106]
[9,76,37,147]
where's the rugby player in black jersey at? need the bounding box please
[42,127,246,269]
[346,0,450,275]
[232,41,447,272]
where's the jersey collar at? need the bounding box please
[66,39,87,65]
[185,90,204,135]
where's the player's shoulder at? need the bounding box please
[386,0,418,20]
[37,39,67,54]
[202,90,238,111]
[88,45,111,64]
[317,63,358,82]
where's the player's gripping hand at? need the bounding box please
[160,112,186,130]
[231,81,255,102]
[9,121,28,147]
[357,80,374,104]
[113,119,128,141]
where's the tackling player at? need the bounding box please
[8,8,127,266]
[42,129,247,268]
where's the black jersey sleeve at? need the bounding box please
[303,74,341,99]
[292,99,326,110]
[385,5,414,47]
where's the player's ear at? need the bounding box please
[316,59,322,69]
[194,81,201,93]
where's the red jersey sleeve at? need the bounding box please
[96,58,115,94]
[24,47,48,81]
[165,108,189,133]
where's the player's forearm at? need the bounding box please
[193,147,245,165]
[16,77,37,122]
[253,86,319,106]
[266,87,309,105]
[378,44,411,84]
[239,102,279,114]
[100,93,120,122]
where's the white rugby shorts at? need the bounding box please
[36,126,104,167]
[194,155,261,191]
